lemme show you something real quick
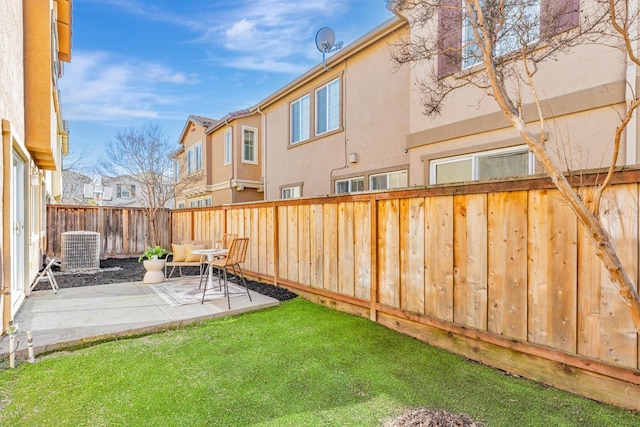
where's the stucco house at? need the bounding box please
[1,0,72,332]
[254,17,410,199]
[386,0,639,185]
[173,112,263,208]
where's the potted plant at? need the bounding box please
[139,246,169,284]
[138,245,169,262]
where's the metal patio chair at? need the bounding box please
[200,237,252,308]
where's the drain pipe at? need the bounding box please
[256,107,266,197]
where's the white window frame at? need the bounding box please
[187,142,203,174]
[120,185,132,199]
[224,128,232,165]
[187,149,193,175]
[462,0,540,69]
[195,142,202,171]
[429,145,534,184]
[281,185,301,199]
[335,176,364,194]
[315,78,340,136]
[242,126,258,164]
[290,94,310,145]
[369,170,408,191]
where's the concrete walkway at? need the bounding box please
[0,278,279,359]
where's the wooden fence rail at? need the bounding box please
[46,205,170,258]
[169,169,640,410]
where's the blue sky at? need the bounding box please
[60,0,394,167]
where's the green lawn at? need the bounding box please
[0,298,638,426]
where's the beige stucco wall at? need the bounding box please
[403,1,638,186]
[264,24,410,199]
[0,0,25,135]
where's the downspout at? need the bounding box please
[256,107,266,198]
[626,12,638,165]
[329,62,349,192]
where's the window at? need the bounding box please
[187,142,203,174]
[224,129,232,165]
[437,0,578,78]
[316,78,340,135]
[243,126,257,163]
[291,95,310,144]
[370,170,408,191]
[430,145,533,184]
[281,186,301,199]
[462,0,540,69]
[335,177,364,194]
[178,202,185,209]
[195,143,202,171]
[173,159,178,181]
[116,184,136,199]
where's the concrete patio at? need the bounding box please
[0,277,279,360]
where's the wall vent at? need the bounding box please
[61,231,100,271]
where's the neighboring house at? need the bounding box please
[0,0,72,331]
[254,17,410,199]
[173,113,263,208]
[61,170,92,204]
[387,0,639,185]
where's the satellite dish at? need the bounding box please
[315,27,343,71]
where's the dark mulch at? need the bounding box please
[32,257,297,302]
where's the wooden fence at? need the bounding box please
[169,169,640,410]
[46,205,170,258]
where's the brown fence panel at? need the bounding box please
[47,205,169,258]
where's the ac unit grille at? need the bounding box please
[61,231,100,271]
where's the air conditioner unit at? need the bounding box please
[61,231,100,271]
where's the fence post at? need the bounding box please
[272,202,279,288]
[369,193,378,322]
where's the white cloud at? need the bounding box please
[60,51,199,122]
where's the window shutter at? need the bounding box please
[437,0,463,79]
[540,0,579,39]
[116,184,121,198]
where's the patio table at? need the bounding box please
[191,248,228,290]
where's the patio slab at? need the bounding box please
[0,278,279,359]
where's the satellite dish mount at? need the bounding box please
[315,27,343,71]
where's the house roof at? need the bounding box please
[252,16,407,111]
[204,109,254,134]
[176,114,217,147]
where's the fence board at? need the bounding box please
[309,204,323,288]
[338,202,355,296]
[278,206,288,281]
[323,203,339,293]
[424,196,454,321]
[298,204,311,286]
[453,194,488,329]
[354,201,371,301]
[487,191,528,340]
[400,198,425,314]
[287,205,299,283]
[378,199,400,307]
[591,184,638,368]
[528,189,577,352]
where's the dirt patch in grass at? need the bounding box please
[385,408,483,427]
[32,257,297,302]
